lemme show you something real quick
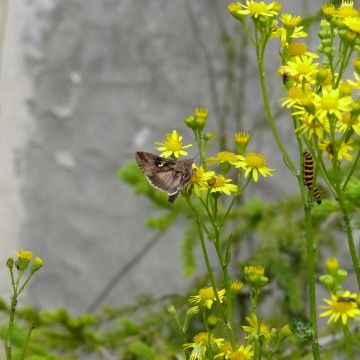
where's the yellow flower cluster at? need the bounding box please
[276,2,360,163]
[152,127,273,200]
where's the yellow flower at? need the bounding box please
[319,138,354,161]
[228,2,243,20]
[208,174,239,195]
[295,113,329,140]
[16,250,33,261]
[280,13,302,29]
[337,112,360,135]
[279,324,292,338]
[271,26,308,47]
[319,291,360,325]
[228,345,254,360]
[208,151,239,165]
[188,165,215,197]
[243,314,271,345]
[16,250,33,271]
[184,332,224,360]
[214,341,233,359]
[234,132,251,145]
[344,16,360,33]
[244,265,265,283]
[154,130,192,158]
[285,56,319,83]
[235,153,274,182]
[230,279,244,294]
[313,87,352,121]
[281,87,312,108]
[189,287,226,309]
[237,0,278,18]
[194,107,209,130]
[287,42,319,59]
[337,1,358,19]
[322,3,336,19]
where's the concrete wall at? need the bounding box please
[1,0,318,312]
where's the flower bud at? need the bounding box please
[335,269,348,282]
[325,257,339,272]
[228,3,243,21]
[184,116,196,130]
[167,305,177,316]
[207,315,218,329]
[322,46,335,57]
[322,3,336,20]
[321,38,333,47]
[6,257,14,270]
[203,132,213,141]
[31,257,44,273]
[344,30,357,45]
[234,132,250,154]
[194,107,208,131]
[319,274,334,288]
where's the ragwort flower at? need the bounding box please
[243,314,271,345]
[313,87,352,121]
[154,130,192,158]
[208,151,239,165]
[337,112,360,135]
[184,332,224,360]
[285,56,319,83]
[235,153,274,182]
[319,139,354,161]
[208,174,239,195]
[319,291,360,325]
[216,344,254,359]
[188,165,215,197]
[237,0,278,18]
[189,287,226,309]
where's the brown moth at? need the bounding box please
[135,151,194,203]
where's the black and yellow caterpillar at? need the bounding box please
[303,152,321,205]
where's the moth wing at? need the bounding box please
[147,170,183,195]
[135,152,176,176]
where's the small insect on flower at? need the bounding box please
[303,152,321,204]
[319,291,360,325]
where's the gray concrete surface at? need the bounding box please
[0,0,322,313]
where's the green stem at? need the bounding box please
[342,147,360,191]
[20,323,35,360]
[5,291,17,360]
[195,218,235,346]
[336,189,360,289]
[255,31,297,174]
[195,131,207,170]
[304,204,320,360]
[295,122,320,358]
[343,323,354,360]
[18,273,34,296]
[335,45,353,88]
